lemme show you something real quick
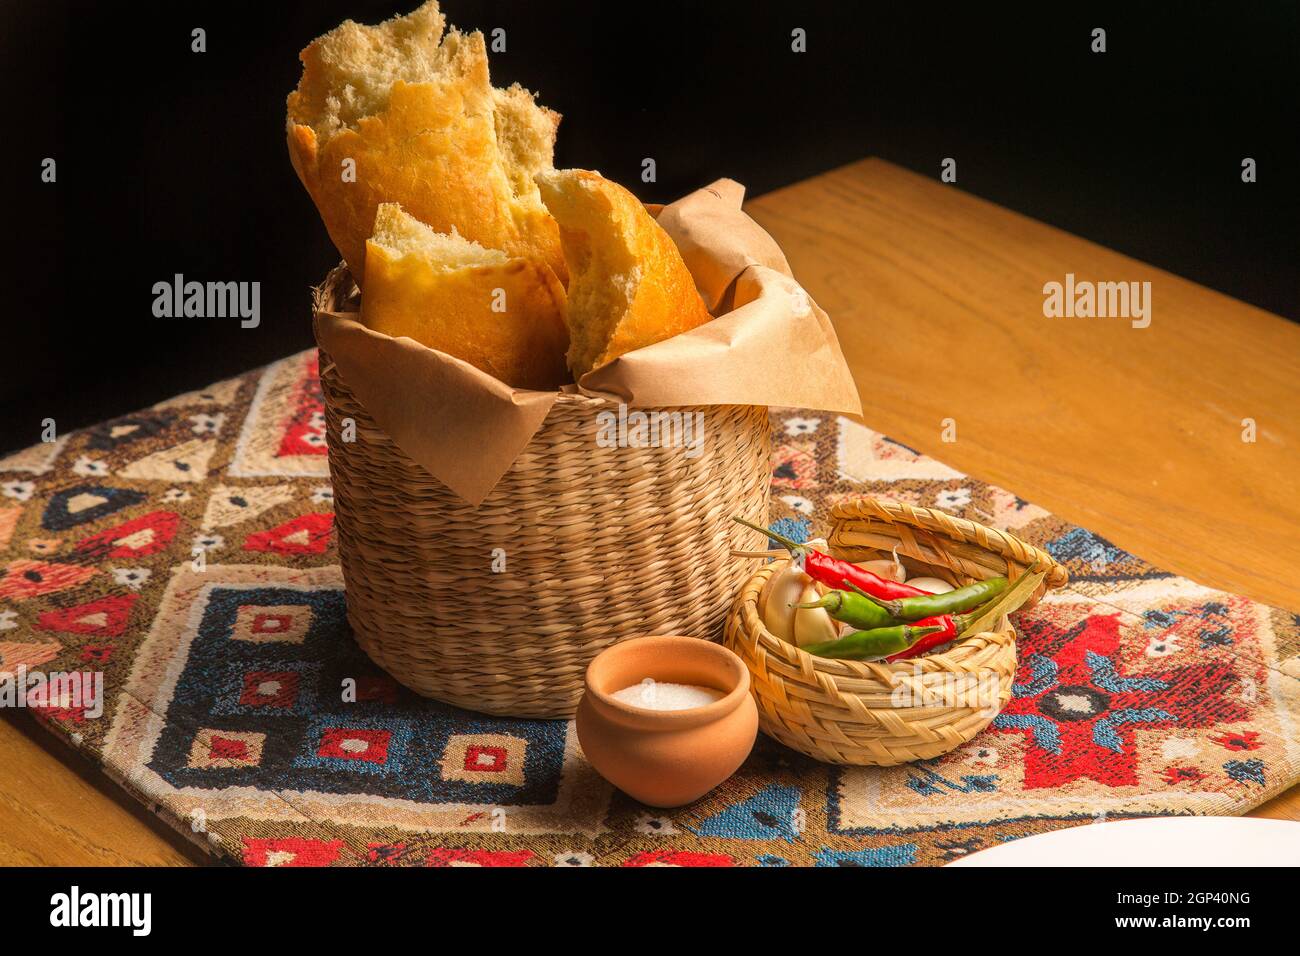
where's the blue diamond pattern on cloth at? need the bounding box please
[690,784,803,842]
[815,844,917,867]
[1044,527,1135,570]
[767,517,811,549]
[147,585,568,804]
[1224,759,1265,785]
[84,413,172,451]
[294,715,415,776]
[41,485,147,530]
[211,660,322,717]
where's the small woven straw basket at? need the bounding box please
[315,271,772,718]
[724,497,1068,765]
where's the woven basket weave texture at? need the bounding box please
[316,275,773,718]
[725,497,1067,765]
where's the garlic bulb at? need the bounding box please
[856,558,906,583]
[792,581,840,647]
[759,536,835,646]
[762,562,811,643]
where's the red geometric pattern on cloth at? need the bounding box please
[74,511,179,560]
[275,354,327,458]
[242,837,345,868]
[464,744,508,773]
[37,593,138,637]
[993,613,1249,788]
[1210,730,1264,752]
[315,726,391,765]
[365,842,408,864]
[243,513,333,555]
[251,613,292,634]
[352,674,400,704]
[210,737,251,761]
[238,670,300,710]
[0,560,97,601]
[2,350,1296,867]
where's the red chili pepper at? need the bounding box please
[885,610,989,660]
[884,561,1041,660]
[885,616,956,660]
[732,518,926,600]
[832,582,965,660]
[832,581,958,660]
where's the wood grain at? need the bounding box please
[748,159,1300,615]
[0,714,205,866]
[2,157,1295,864]
[746,158,1300,824]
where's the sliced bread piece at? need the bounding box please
[361,203,569,390]
[287,1,565,284]
[536,169,713,378]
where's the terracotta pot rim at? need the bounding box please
[584,635,751,729]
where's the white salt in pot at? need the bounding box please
[576,636,758,808]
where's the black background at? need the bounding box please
[4,1,1297,454]
[0,864,1285,938]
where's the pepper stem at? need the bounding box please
[954,561,1042,635]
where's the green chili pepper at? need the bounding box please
[802,624,945,660]
[791,588,900,630]
[852,576,1009,622]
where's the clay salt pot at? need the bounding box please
[576,635,759,808]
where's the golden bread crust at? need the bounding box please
[537,169,712,378]
[286,6,565,284]
[361,213,569,391]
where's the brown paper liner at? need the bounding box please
[312,178,862,506]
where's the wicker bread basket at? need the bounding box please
[724,497,1068,765]
[316,274,773,719]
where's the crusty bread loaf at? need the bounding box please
[287,2,565,284]
[536,169,713,378]
[361,203,569,390]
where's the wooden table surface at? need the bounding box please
[3,157,1298,866]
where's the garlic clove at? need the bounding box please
[762,562,811,643]
[792,582,840,647]
[856,558,907,583]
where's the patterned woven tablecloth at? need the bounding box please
[2,350,1297,867]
